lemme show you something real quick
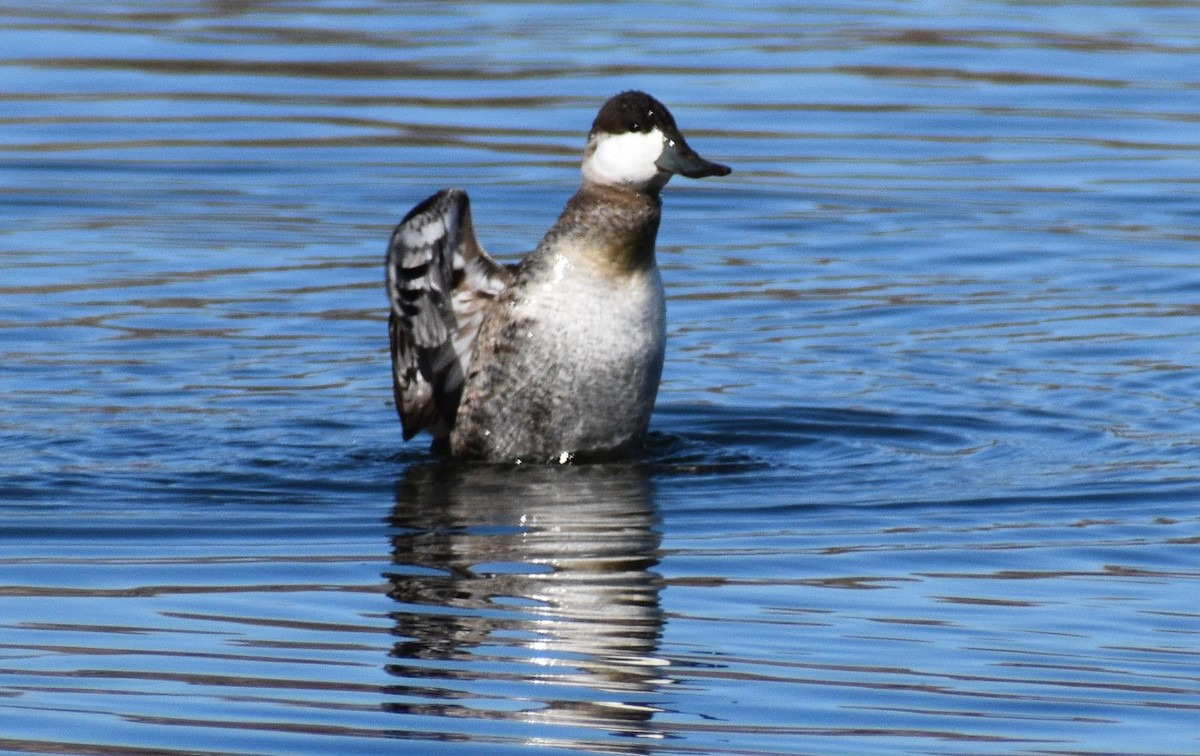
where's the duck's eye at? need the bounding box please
[629,121,642,133]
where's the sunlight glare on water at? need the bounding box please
[2,1,1200,755]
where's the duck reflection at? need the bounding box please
[384,462,667,743]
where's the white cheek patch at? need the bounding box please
[583,128,665,186]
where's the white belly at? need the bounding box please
[467,255,666,461]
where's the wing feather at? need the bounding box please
[386,189,512,442]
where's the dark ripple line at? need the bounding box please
[0,736,234,756]
[14,56,1135,88]
[5,666,385,694]
[0,583,385,598]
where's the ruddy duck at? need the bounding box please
[386,90,730,463]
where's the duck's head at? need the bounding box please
[581,90,731,193]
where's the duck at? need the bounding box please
[386,90,730,463]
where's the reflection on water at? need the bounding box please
[387,463,665,742]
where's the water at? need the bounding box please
[3,1,1200,754]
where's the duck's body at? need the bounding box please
[386,91,729,463]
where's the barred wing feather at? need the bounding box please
[386,189,512,441]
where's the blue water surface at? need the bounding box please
[2,2,1200,754]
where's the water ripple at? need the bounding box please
[5,1,1200,754]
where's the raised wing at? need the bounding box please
[386,189,513,442]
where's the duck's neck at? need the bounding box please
[537,182,663,275]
